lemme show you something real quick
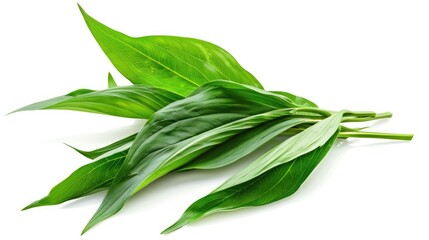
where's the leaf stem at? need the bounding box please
[339,131,413,141]
[342,112,392,122]
[284,127,413,141]
[344,110,376,118]
[294,108,385,121]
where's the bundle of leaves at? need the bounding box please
[12,5,413,235]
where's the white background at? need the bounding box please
[0,0,428,239]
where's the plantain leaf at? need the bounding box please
[66,133,136,160]
[23,151,127,210]
[178,118,309,171]
[107,73,117,88]
[81,81,301,234]
[162,112,343,233]
[271,90,318,108]
[78,5,263,96]
[10,85,182,118]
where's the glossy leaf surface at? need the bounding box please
[42,116,304,208]
[23,151,127,210]
[57,119,304,206]
[82,81,298,233]
[79,5,263,96]
[11,86,182,118]
[163,112,343,233]
[179,118,309,171]
[219,111,343,190]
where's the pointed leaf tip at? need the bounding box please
[77,3,93,25]
[81,219,97,235]
[21,200,42,211]
[161,223,183,234]
[5,110,15,116]
[77,3,85,14]
[81,228,88,236]
[81,213,107,235]
[21,204,33,211]
[108,73,118,88]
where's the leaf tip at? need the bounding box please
[77,3,84,14]
[81,218,97,235]
[21,205,32,211]
[80,226,90,236]
[161,217,192,234]
[160,223,181,235]
[22,201,40,211]
[6,106,28,116]
[4,110,15,116]
[107,72,118,88]
[77,3,91,23]
[63,142,79,152]
[81,208,113,235]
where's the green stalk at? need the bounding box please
[295,107,385,120]
[342,112,392,122]
[339,131,413,141]
[344,110,376,118]
[284,126,413,141]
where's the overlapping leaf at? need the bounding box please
[82,81,304,233]
[179,117,309,171]
[11,85,182,118]
[163,112,343,233]
[21,81,323,215]
[31,118,305,209]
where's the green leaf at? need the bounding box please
[22,151,127,210]
[66,133,136,160]
[51,118,300,204]
[78,5,263,96]
[178,118,309,171]
[81,81,299,234]
[60,118,305,206]
[162,112,343,233]
[271,90,318,108]
[107,72,118,88]
[10,85,183,118]
[55,119,306,206]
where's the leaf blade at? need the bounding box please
[78,5,263,96]
[162,112,343,233]
[23,151,127,210]
[219,111,343,191]
[10,85,182,119]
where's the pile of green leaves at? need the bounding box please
[12,5,413,235]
